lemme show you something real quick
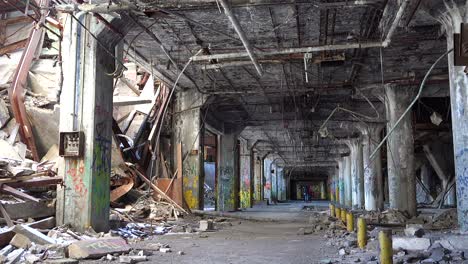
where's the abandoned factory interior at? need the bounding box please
[2,0,468,263]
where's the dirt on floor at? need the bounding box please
[83,218,339,264]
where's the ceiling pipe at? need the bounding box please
[191,0,409,62]
[217,0,263,76]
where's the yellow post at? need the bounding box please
[357,217,367,249]
[335,187,339,203]
[346,211,354,232]
[379,229,393,264]
[330,204,335,217]
[335,207,341,218]
[341,209,347,223]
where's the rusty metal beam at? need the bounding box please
[8,0,51,161]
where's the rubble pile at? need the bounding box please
[0,222,187,263]
[429,208,458,229]
[360,209,409,225]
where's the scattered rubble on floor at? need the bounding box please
[307,207,468,264]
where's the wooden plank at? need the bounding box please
[155,178,182,206]
[7,177,62,188]
[1,16,33,25]
[160,152,169,179]
[132,168,187,214]
[2,200,54,220]
[1,185,40,202]
[0,217,55,247]
[0,39,28,55]
[0,204,13,227]
[177,143,182,180]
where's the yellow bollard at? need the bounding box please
[379,229,393,264]
[330,204,335,217]
[341,209,347,223]
[346,211,354,232]
[357,217,367,249]
[335,207,341,219]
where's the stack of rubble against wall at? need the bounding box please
[0,9,200,262]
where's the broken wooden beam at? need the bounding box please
[0,217,55,247]
[130,166,187,214]
[1,185,40,202]
[7,176,62,188]
[0,39,28,55]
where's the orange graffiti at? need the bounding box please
[67,160,88,198]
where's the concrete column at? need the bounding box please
[263,157,272,202]
[58,14,121,231]
[440,3,468,231]
[253,153,262,201]
[271,162,277,203]
[361,124,384,211]
[344,155,352,207]
[337,159,345,206]
[277,167,285,201]
[173,89,205,210]
[240,140,251,208]
[218,132,239,211]
[345,138,364,209]
[385,84,416,216]
[320,181,326,200]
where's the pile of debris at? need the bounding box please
[0,221,155,263]
[360,209,409,225]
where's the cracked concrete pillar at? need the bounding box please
[58,14,122,232]
[360,124,384,211]
[385,84,416,217]
[173,89,206,210]
[345,138,364,209]
[344,155,352,208]
[437,2,468,231]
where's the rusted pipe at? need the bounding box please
[217,0,263,76]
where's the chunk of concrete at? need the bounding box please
[119,255,148,263]
[10,234,31,249]
[68,237,130,259]
[404,224,425,238]
[392,237,431,251]
[12,225,56,245]
[199,220,214,231]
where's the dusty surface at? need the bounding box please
[82,202,339,264]
[85,220,338,264]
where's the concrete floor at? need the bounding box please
[136,201,336,264]
[85,201,339,264]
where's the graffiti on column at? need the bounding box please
[240,156,251,208]
[91,105,112,220]
[183,159,199,209]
